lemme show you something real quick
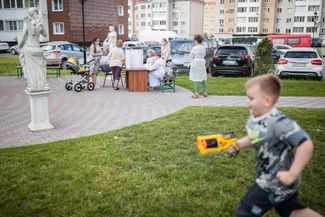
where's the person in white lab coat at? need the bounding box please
[145,52,166,89]
[189,34,207,98]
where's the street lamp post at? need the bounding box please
[79,0,88,64]
[312,11,318,47]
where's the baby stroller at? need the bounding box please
[65,57,96,92]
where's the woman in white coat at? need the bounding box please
[189,34,207,98]
[145,52,166,89]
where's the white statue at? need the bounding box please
[18,7,49,92]
[104,26,117,51]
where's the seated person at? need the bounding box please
[145,48,157,66]
[145,52,166,89]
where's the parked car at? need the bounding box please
[273,44,292,54]
[41,41,84,67]
[0,42,9,53]
[170,39,213,74]
[311,38,322,47]
[272,47,282,64]
[9,45,19,55]
[275,48,323,80]
[210,44,255,77]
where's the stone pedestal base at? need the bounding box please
[25,90,54,131]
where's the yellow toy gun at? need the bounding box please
[197,132,240,156]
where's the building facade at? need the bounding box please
[0,0,49,43]
[47,0,128,43]
[131,0,204,39]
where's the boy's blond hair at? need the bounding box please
[245,74,281,104]
[116,39,123,47]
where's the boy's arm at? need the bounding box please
[276,139,314,186]
[228,136,253,154]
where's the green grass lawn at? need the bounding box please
[1,57,325,96]
[0,107,324,217]
[176,75,325,96]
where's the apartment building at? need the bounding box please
[203,0,217,37]
[48,0,128,43]
[210,0,324,40]
[131,0,204,38]
[0,0,49,43]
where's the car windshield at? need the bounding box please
[284,51,318,59]
[216,47,247,56]
[170,41,195,55]
[42,45,56,51]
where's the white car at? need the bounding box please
[273,44,292,54]
[275,48,323,80]
[0,42,9,53]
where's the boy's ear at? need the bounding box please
[265,95,274,107]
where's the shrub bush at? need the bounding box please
[255,38,274,76]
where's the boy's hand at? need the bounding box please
[276,171,297,186]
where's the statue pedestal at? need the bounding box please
[25,90,54,131]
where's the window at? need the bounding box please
[220,10,224,14]
[248,17,258,22]
[238,7,247,12]
[287,8,292,13]
[287,38,300,45]
[307,16,316,22]
[308,5,319,11]
[141,13,145,18]
[292,27,304,33]
[229,0,236,3]
[219,19,224,25]
[173,21,178,26]
[262,28,268,33]
[229,9,235,13]
[306,27,314,33]
[286,28,291,33]
[4,20,23,31]
[52,0,63,11]
[262,18,269,24]
[53,22,64,35]
[228,28,234,33]
[118,24,124,35]
[238,0,247,2]
[0,21,3,31]
[118,5,124,16]
[277,0,282,2]
[3,0,23,8]
[277,8,282,13]
[264,0,271,2]
[141,5,145,9]
[286,18,291,23]
[72,44,82,52]
[219,28,223,33]
[276,18,281,23]
[322,29,325,34]
[248,27,257,32]
[220,0,224,4]
[264,8,270,13]
[249,7,258,12]
[141,22,145,26]
[294,16,305,22]
[229,18,235,23]
[237,27,246,32]
[27,0,39,7]
[276,28,280,33]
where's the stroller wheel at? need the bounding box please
[87,82,95,91]
[65,82,73,91]
[74,83,82,92]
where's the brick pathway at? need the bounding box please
[1,76,324,148]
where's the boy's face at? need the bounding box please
[246,84,273,117]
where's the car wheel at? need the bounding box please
[87,82,95,91]
[11,49,17,55]
[317,76,323,81]
[74,83,82,92]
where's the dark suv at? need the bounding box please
[211,44,255,77]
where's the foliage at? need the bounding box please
[0,107,324,217]
[176,75,325,97]
[254,38,274,75]
[316,47,323,57]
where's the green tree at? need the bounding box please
[255,38,274,75]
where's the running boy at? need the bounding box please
[228,74,322,217]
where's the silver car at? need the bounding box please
[275,48,323,80]
[41,41,84,67]
[0,42,9,53]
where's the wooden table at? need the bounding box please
[125,68,148,92]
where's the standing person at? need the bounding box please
[145,52,165,89]
[18,7,49,92]
[90,37,102,88]
[189,34,207,98]
[161,38,171,63]
[108,39,125,90]
[227,74,322,217]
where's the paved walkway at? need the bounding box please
[1,76,324,149]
